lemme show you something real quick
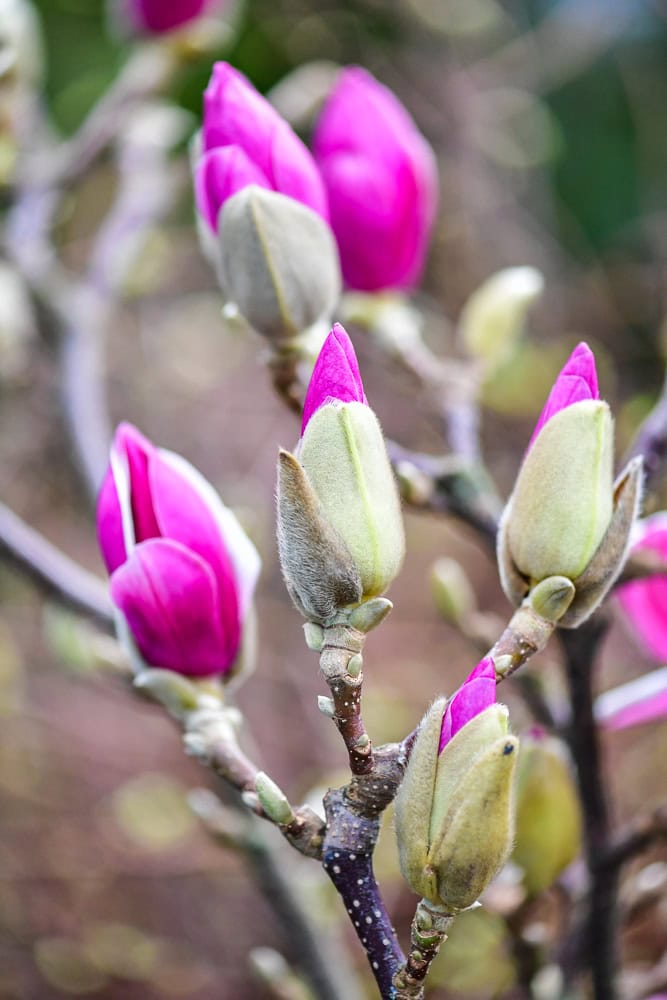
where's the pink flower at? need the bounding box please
[301,323,367,434]
[97,423,260,677]
[528,342,599,451]
[439,657,496,753]
[313,67,438,292]
[616,513,667,661]
[121,0,213,34]
[596,666,667,730]
[195,62,328,234]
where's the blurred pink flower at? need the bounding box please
[596,666,667,730]
[439,657,496,753]
[97,423,260,677]
[301,323,367,434]
[195,62,328,233]
[313,67,438,292]
[528,342,599,451]
[122,0,213,34]
[616,513,667,661]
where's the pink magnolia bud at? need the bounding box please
[301,321,367,433]
[97,423,260,678]
[527,341,599,451]
[196,62,328,234]
[616,514,667,661]
[121,0,213,34]
[439,657,497,753]
[313,67,438,292]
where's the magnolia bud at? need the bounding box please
[459,266,544,369]
[498,343,643,628]
[299,401,404,599]
[512,732,582,895]
[395,684,518,913]
[431,557,477,627]
[220,186,341,343]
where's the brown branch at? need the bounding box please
[392,900,454,999]
[319,622,373,775]
[599,805,667,872]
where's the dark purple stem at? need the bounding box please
[323,788,404,998]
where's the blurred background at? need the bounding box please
[0,0,666,996]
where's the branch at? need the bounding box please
[599,805,667,872]
[392,900,454,999]
[0,500,113,625]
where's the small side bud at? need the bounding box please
[220,186,341,343]
[347,597,393,633]
[317,695,335,717]
[528,576,575,623]
[255,772,295,826]
[346,653,363,678]
[303,622,324,651]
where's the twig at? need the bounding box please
[559,619,618,1000]
[319,622,374,775]
[599,805,667,872]
[392,899,454,999]
[0,500,113,625]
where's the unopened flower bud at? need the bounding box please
[431,557,477,627]
[255,771,295,826]
[459,267,544,369]
[277,325,404,622]
[498,343,643,627]
[395,659,518,913]
[220,186,341,343]
[512,730,582,895]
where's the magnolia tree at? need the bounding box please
[1,2,666,999]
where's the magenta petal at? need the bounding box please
[195,146,271,233]
[97,465,127,574]
[146,449,240,632]
[126,0,209,33]
[110,539,239,676]
[439,657,496,753]
[301,324,367,433]
[269,122,329,220]
[202,63,281,172]
[617,523,667,661]
[112,423,161,544]
[602,688,667,730]
[528,343,599,450]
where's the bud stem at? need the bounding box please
[392,899,455,998]
[486,603,556,681]
[319,621,374,775]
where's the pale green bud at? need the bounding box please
[459,267,544,369]
[219,186,341,343]
[395,700,518,913]
[507,400,614,582]
[513,733,582,895]
[431,557,477,627]
[298,401,405,600]
[276,449,362,623]
[255,771,295,826]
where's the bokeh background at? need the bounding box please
[1,0,666,996]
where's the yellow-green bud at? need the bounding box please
[219,186,341,343]
[512,733,582,895]
[459,267,544,369]
[298,401,405,601]
[431,557,477,627]
[395,700,518,913]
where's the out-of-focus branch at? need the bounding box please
[599,805,667,873]
[625,370,667,494]
[0,500,113,624]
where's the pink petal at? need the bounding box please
[146,449,241,626]
[528,343,599,450]
[617,521,667,661]
[439,657,496,753]
[602,688,667,730]
[97,464,127,574]
[125,0,209,33]
[110,539,239,676]
[269,121,329,220]
[114,423,161,544]
[314,67,438,292]
[203,64,279,168]
[302,324,367,432]
[194,146,271,233]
